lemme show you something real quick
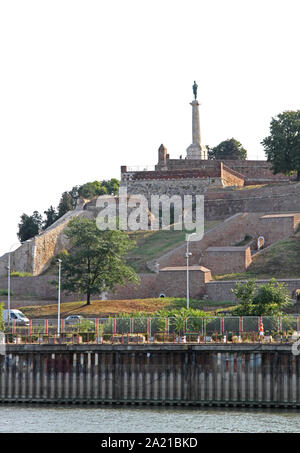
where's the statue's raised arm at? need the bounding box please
[192,81,198,100]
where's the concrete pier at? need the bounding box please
[0,344,299,407]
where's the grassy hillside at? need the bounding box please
[42,220,221,275]
[214,230,300,281]
[19,298,235,319]
[126,221,221,272]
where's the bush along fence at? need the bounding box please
[4,315,300,344]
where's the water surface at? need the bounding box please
[0,405,300,433]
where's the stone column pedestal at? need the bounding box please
[186,100,207,160]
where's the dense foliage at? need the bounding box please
[59,217,138,305]
[17,178,120,241]
[262,110,300,181]
[208,138,247,160]
[232,278,291,316]
[17,211,43,242]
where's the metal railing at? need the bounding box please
[4,316,300,344]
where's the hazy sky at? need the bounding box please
[0,0,299,256]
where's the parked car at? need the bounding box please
[64,315,85,325]
[64,315,94,328]
[3,309,30,326]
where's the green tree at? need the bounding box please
[78,181,107,199]
[232,278,291,316]
[208,138,247,160]
[17,211,42,242]
[57,192,74,218]
[78,179,120,199]
[68,185,80,209]
[251,279,291,315]
[262,110,300,181]
[43,205,58,230]
[231,279,257,315]
[60,217,138,305]
[102,178,120,195]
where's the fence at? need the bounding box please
[4,315,300,344]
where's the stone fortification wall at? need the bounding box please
[155,158,291,184]
[205,279,300,302]
[121,163,244,199]
[0,208,90,278]
[201,246,252,274]
[122,177,215,198]
[106,267,211,300]
[0,267,211,304]
[205,182,300,220]
[149,211,300,274]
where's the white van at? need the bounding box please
[3,309,30,326]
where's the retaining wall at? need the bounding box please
[1,344,300,407]
[205,279,300,302]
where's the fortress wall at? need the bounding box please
[107,267,210,300]
[0,275,58,300]
[33,222,70,276]
[201,246,252,275]
[124,178,215,198]
[0,267,210,304]
[150,213,262,270]
[204,182,300,220]
[220,164,245,187]
[0,241,36,277]
[150,211,300,275]
[155,159,291,183]
[0,209,90,278]
[205,279,300,302]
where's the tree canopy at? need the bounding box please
[232,279,291,316]
[261,110,300,181]
[78,179,120,199]
[208,138,247,160]
[17,211,43,242]
[57,192,74,218]
[59,217,138,304]
[17,178,120,240]
[43,206,58,230]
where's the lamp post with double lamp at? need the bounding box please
[7,242,21,326]
[57,259,62,337]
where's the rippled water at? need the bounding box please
[0,405,300,433]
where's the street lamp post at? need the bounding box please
[7,243,20,326]
[185,233,197,310]
[185,239,192,309]
[57,259,62,336]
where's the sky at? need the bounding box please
[0,0,299,256]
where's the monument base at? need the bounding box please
[186,143,207,160]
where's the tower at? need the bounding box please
[186,82,207,160]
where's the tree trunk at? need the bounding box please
[297,170,300,181]
[86,291,91,305]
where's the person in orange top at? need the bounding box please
[259,322,264,341]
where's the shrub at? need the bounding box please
[0,303,4,332]
[0,289,13,296]
[10,272,32,277]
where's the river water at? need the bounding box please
[0,405,300,433]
